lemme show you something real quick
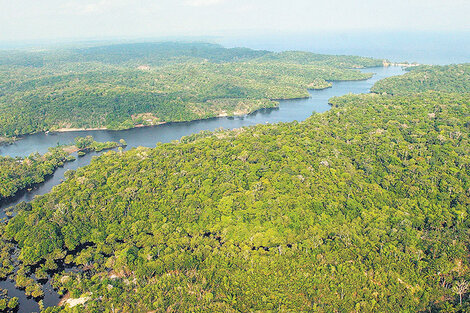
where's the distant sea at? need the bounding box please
[217,31,470,65]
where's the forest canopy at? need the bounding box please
[371,63,470,94]
[1,63,469,312]
[0,42,383,137]
[0,136,123,202]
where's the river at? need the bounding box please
[0,65,404,312]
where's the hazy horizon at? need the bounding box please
[1,1,469,65]
[1,30,469,65]
[1,0,469,42]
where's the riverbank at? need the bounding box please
[0,67,404,159]
[0,75,374,147]
[383,61,421,67]
[0,137,126,209]
[0,137,16,146]
[51,127,108,133]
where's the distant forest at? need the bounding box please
[371,63,470,94]
[0,42,383,138]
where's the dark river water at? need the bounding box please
[0,66,404,158]
[0,65,404,312]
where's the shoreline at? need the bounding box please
[1,71,387,144]
[50,122,167,133]
[383,61,421,67]
[1,105,282,146]
[0,141,125,214]
[51,127,108,133]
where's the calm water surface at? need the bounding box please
[0,66,404,214]
[0,66,404,312]
[0,66,403,158]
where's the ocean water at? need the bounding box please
[217,31,470,65]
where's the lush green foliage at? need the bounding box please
[0,288,18,312]
[0,147,71,200]
[0,42,381,137]
[0,137,122,201]
[3,53,469,312]
[74,136,125,152]
[0,42,383,68]
[2,88,469,311]
[257,50,385,68]
[371,64,470,94]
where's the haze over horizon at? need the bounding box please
[1,0,469,42]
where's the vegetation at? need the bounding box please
[0,136,123,201]
[371,63,470,94]
[0,42,383,137]
[2,44,469,312]
[0,288,18,312]
[257,50,385,68]
[0,147,71,201]
[0,86,467,312]
[74,136,126,152]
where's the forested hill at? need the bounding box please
[0,42,383,68]
[0,42,270,67]
[0,42,384,138]
[256,50,384,68]
[371,63,470,94]
[1,65,469,312]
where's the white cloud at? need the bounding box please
[183,0,226,7]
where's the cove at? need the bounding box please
[0,66,404,312]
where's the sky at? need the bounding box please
[0,0,469,42]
